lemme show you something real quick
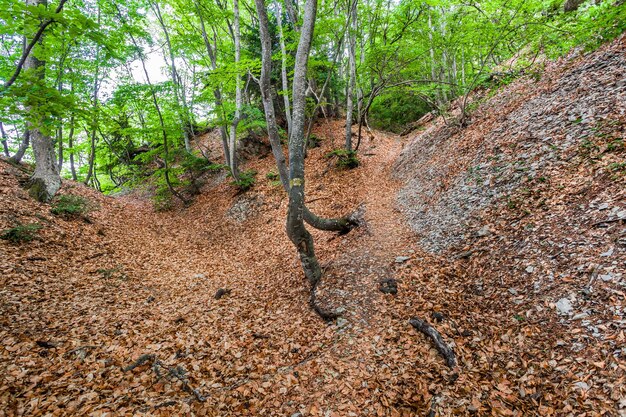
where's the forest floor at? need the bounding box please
[1,38,625,417]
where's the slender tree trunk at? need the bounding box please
[153,0,192,152]
[84,6,101,187]
[428,9,441,106]
[286,0,323,287]
[113,3,186,203]
[194,0,231,167]
[26,0,61,201]
[345,0,357,151]
[68,114,76,181]
[284,0,299,29]
[228,0,242,180]
[276,0,292,133]
[255,0,356,234]
[0,122,9,157]
[10,130,30,163]
[56,78,64,171]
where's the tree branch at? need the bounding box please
[1,0,69,92]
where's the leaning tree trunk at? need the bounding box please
[254,0,357,236]
[26,0,61,201]
[286,0,323,287]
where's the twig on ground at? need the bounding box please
[123,354,206,402]
[409,317,457,368]
[454,247,486,259]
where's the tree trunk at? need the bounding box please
[84,6,101,187]
[153,0,192,153]
[286,0,323,287]
[254,0,356,235]
[564,0,585,11]
[26,0,61,201]
[0,122,10,157]
[10,130,30,163]
[194,0,231,168]
[68,113,77,181]
[345,0,357,151]
[228,0,242,180]
[56,80,64,171]
[276,0,292,133]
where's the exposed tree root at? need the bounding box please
[309,280,341,322]
[409,317,457,368]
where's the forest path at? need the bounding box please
[101,121,429,415]
[0,119,466,416]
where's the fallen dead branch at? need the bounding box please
[123,354,206,402]
[409,317,457,368]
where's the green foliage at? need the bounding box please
[181,153,224,174]
[153,183,175,211]
[230,169,257,192]
[1,223,42,243]
[326,149,359,170]
[370,92,432,133]
[307,134,322,149]
[2,0,625,200]
[50,195,90,218]
[266,171,279,181]
[266,171,282,187]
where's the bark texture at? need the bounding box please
[286,0,322,286]
[26,0,61,202]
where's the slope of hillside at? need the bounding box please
[1,37,625,417]
[395,35,626,414]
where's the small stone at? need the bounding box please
[572,312,589,320]
[526,265,535,273]
[193,273,206,279]
[600,247,614,257]
[574,381,589,391]
[599,273,613,282]
[616,210,626,219]
[395,256,410,263]
[555,298,573,315]
[335,306,346,314]
[336,318,348,328]
[598,203,609,210]
[508,288,518,295]
[291,413,303,417]
[477,225,491,237]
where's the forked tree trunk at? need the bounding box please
[26,0,60,201]
[254,0,357,235]
[286,0,323,287]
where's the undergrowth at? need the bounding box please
[1,223,42,243]
[326,149,360,169]
[50,195,90,218]
[230,170,257,192]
